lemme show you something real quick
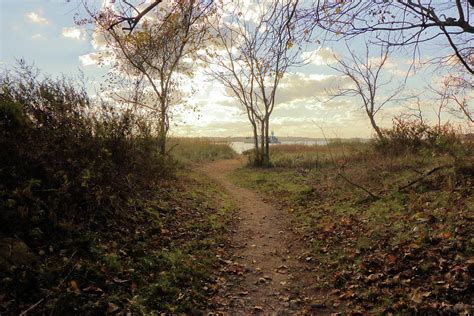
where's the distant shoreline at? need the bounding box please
[171,136,372,143]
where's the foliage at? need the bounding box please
[0,64,237,314]
[0,170,235,314]
[85,0,213,155]
[377,117,468,158]
[0,63,167,229]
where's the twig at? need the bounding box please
[315,123,379,200]
[337,172,379,200]
[20,251,79,316]
[264,301,276,311]
[19,298,45,316]
[398,165,452,191]
[166,143,179,156]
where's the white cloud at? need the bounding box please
[79,52,114,66]
[301,47,337,66]
[276,72,351,104]
[26,12,49,25]
[79,53,101,66]
[31,33,46,40]
[62,27,85,40]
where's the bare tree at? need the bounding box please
[330,43,404,141]
[85,0,211,155]
[431,75,473,124]
[206,0,300,166]
[306,1,474,74]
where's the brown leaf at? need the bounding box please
[160,228,171,236]
[107,302,119,313]
[410,289,422,304]
[70,280,80,292]
[386,254,397,266]
[82,286,104,295]
[438,232,452,239]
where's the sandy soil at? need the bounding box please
[199,158,328,315]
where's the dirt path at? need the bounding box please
[199,158,327,315]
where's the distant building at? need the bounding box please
[269,131,280,143]
[244,131,281,144]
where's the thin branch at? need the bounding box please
[399,165,452,191]
[108,0,164,32]
[337,172,380,200]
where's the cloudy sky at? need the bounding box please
[1,1,471,138]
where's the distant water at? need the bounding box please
[230,140,328,154]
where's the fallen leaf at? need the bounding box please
[107,302,119,313]
[438,232,452,239]
[386,255,397,266]
[410,289,422,304]
[82,286,103,295]
[70,280,79,292]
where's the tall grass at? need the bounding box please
[170,137,237,165]
[269,141,370,168]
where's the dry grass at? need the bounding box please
[170,137,237,165]
[269,141,370,168]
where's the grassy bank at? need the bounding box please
[232,141,473,314]
[1,170,235,314]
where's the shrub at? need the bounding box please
[377,117,467,158]
[0,63,167,234]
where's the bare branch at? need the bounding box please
[329,42,405,140]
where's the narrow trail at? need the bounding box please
[199,158,326,315]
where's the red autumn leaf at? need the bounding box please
[386,254,397,266]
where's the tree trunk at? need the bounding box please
[264,118,270,166]
[369,114,384,141]
[252,123,260,165]
[158,99,167,155]
[158,120,167,155]
[260,123,265,166]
